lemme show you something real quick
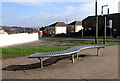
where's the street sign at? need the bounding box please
[109,20,112,28]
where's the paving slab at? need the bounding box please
[2,45,118,79]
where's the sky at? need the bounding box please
[1,0,120,28]
[118,1,120,13]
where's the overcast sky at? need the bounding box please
[1,0,119,28]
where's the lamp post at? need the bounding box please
[101,5,109,44]
[95,0,98,44]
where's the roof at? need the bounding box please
[40,27,47,30]
[48,22,66,27]
[82,13,120,22]
[68,21,82,25]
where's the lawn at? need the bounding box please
[2,43,114,59]
[2,46,73,59]
[44,37,120,42]
[2,37,116,59]
[64,38,120,42]
[44,37,115,45]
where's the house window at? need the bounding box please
[72,26,74,29]
[113,29,116,32]
[88,28,91,30]
[53,31,54,34]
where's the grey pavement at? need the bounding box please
[2,45,118,79]
[3,39,74,47]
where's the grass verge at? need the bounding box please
[2,37,115,59]
[2,46,73,59]
[44,37,120,42]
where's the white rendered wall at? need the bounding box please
[56,26,66,34]
[0,33,38,47]
[76,25,83,32]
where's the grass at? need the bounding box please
[47,39,114,46]
[64,38,120,42]
[44,37,120,42]
[2,37,116,59]
[2,46,73,59]
[44,37,114,46]
[55,35,115,39]
[80,36,114,39]
[2,43,114,59]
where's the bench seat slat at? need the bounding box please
[28,45,105,58]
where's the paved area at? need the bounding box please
[2,45,118,79]
[2,37,118,47]
[3,39,74,47]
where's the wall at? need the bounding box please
[67,25,75,33]
[75,25,83,32]
[56,26,66,34]
[0,33,38,47]
[82,13,120,36]
[47,27,55,36]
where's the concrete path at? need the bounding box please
[2,45,118,79]
[3,39,74,47]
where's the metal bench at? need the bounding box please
[28,45,105,68]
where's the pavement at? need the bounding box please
[2,37,118,47]
[2,45,118,79]
[3,39,74,47]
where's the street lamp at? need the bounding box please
[95,0,98,44]
[101,5,109,44]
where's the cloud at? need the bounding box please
[2,11,81,27]
[1,0,93,2]
[79,0,119,16]
[67,6,75,10]
[0,3,2,25]
[2,0,119,28]
[118,1,120,13]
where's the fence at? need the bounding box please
[0,33,38,47]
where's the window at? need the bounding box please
[72,26,74,29]
[113,29,116,32]
[53,31,55,33]
[89,28,91,30]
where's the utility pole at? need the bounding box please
[95,0,98,44]
[66,18,68,24]
[104,17,106,44]
[101,5,109,44]
[82,29,83,38]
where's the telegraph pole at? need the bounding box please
[101,5,109,44]
[95,0,98,44]
[104,17,106,44]
[66,18,68,24]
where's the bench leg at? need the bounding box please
[38,58,43,68]
[71,54,74,63]
[97,48,100,56]
[76,52,82,60]
[76,53,79,59]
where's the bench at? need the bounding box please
[28,45,105,68]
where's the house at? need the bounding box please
[0,26,7,34]
[67,21,83,34]
[46,22,67,36]
[40,27,48,36]
[1,26,37,34]
[82,13,120,37]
